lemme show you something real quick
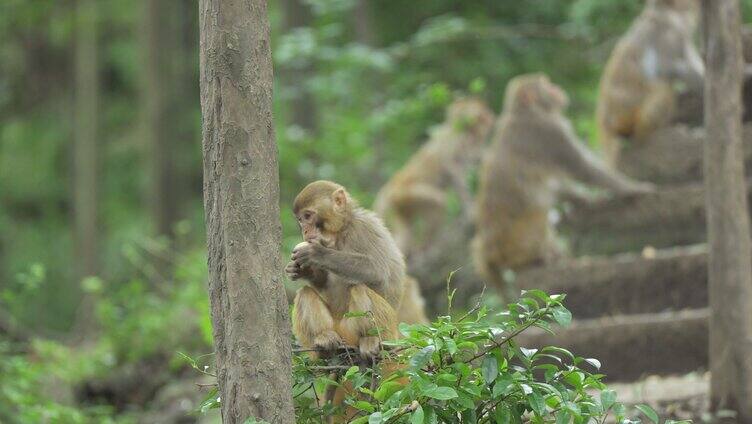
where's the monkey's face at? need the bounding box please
[296,208,323,243]
[293,183,351,247]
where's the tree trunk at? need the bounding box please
[142,0,177,239]
[280,0,317,132]
[702,1,752,421]
[198,1,295,422]
[73,0,99,336]
[352,0,375,46]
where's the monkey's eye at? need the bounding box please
[302,211,313,221]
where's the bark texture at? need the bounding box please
[703,1,752,421]
[199,0,295,422]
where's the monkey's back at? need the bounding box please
[473,116,556,274]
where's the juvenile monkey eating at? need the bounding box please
[596,0,704,164]
[374,97,495,259]
[286,180,407,360]
[473,74,655,299]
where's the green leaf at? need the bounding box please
[445,338,458,355]
[600,390,616,409]
[584,358,601,370]
[455,393,476,409]
[635,404,659,424]
[351,417,370,424]
[551,306,572,326]
[482,355,499,384]
[410,345,436,370]
[555,410,571,424]
[492,376,513,397]
[354,401,375,413]
[528,391,546,415]
[345,366,360,379]
[369,412,384,424]
[437,373,458,383]
[423,386,458,400]
[494,405,511,424]
[374,381,402,402]
[411,404,425,424]
[425,406,438,424]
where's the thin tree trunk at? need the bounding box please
[199,0,295,422]
[142,0,177,239]
[73,0,99,336]
[352,0,375,46]
[280,0,317,132]
[702,1,752,421]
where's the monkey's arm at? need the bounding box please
[671,43,704,91]
[536,122,655,195]
[292,243,384,286]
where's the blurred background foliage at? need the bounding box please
[2,0,752,421]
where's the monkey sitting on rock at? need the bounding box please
[473,74,655,300]
[596,0,704,165]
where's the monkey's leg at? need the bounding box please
[338,284,398,361]
[634,84,675,142]
[293,286,343,358]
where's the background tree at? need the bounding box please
[703,0,752,421]
[199,0,295,422]
[73,0,99,336]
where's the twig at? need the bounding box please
[308,365,353,372]
[457,285,487,322]
[385,400,421,424]
[195,382,218,388]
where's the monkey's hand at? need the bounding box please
[291,240,325,268]
[313,330,344,354]
[358,336,382,361]
[285,260,309,281]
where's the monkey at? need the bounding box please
[472,74,655,300]
[286,180,406,361]
[596,0,704,165]
[373,97,495,259]
[286,181,421,422]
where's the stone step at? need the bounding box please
[515,244,708,319]
[517,309,709,382]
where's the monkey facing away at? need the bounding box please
[473,74,655,299]
[596,0,704,165]
[374,97,495,259]
[286,180,406,361]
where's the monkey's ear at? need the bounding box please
[332,188,348,211]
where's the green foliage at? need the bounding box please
[289,291,659,424]
[0,342,129,424]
